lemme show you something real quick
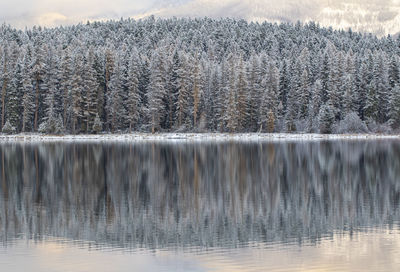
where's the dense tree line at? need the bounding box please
[1,17,400,134]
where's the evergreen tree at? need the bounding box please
[342,74,358,115]
[21,51,34,133]
[267,110,275,133]
[319,102,335,134]
[364,82,379,122]
[247,54,262,131]
[93,113,103,134]
[191,57,202,129]
[307,80,323,132]
[126,48,141,132]
[31,44,47,132]
[7,55,23,130]
[147,50,167,133]
[107,53,126,132]
[60,48,73,130]
[2,120,16,134]
[70,54,84,134]
[236,56,248,131]
[175,53,190,128]
[84,48,100,133]
[0,45,9,131]
[389,85,400,129]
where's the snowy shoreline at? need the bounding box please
[0,133,399,143]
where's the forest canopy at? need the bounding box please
[0,17,400,134]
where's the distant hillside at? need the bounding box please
[141,0,400,36]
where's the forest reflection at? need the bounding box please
[0,141,400,250]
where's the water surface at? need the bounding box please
[0,140,399,271]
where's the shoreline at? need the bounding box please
[0,133,399,142]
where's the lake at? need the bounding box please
[0,140,399,271]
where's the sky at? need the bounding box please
[1,0,400,36]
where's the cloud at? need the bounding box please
[36,12,68,27]
[0,0,160,28]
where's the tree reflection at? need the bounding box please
[0,141,399,249]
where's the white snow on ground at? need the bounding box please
[0,133,399,143]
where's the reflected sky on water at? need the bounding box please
[0,140,400,271]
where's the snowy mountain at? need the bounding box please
[2,0,400,36]
[137,0,400,36]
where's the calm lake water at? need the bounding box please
[0,140,400,271]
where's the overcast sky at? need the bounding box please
[1,0,400,35]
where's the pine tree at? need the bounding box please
[60,48,73,130]
[389,56,400,89]
[84,48,100,133]
[106,53,126,132]
[319,102,335,134]
[266,61,279,118]
[31,44,47,132]
[373,52,390,123]
[389,85,400,129]
[299,69,310,119]
[93,113,103,134]
[175,53,190,128]
[236,56,248,131]
[21,50,34,133]
[43,46,59,134]
[307,80,323,132]
[7,55,23,130]
[327,50,341,119]
[192,57,202,129]
[0,45,9,131]
[126,48,141,132]
[2,120,16,134]
[70,54,84,134]
[267,110,275,133]
[364,83,379,122]
[138,56,150,125]
[147,50,166,133]
[104,46,116,128]
[225,85,237,132]
[342,74,358,115]
[225,54,238,132]
[247,54,262,131]
[279,59,290,114]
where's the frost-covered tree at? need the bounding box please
[319,102,336,134]
[106,53,125,132]
[21,51,34,133]
[337,112,368,134]
[93,113,103,134]
[389,85,400,129]
[31,44,47,132]
[2,120,16,134]
[84,48,100,133]
[126,48,141,132]
[147,50,167,133]
[0,45,9,131]
[342,74,358,114]
[7,55,23,129]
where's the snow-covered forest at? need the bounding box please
[1,17,400,134]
